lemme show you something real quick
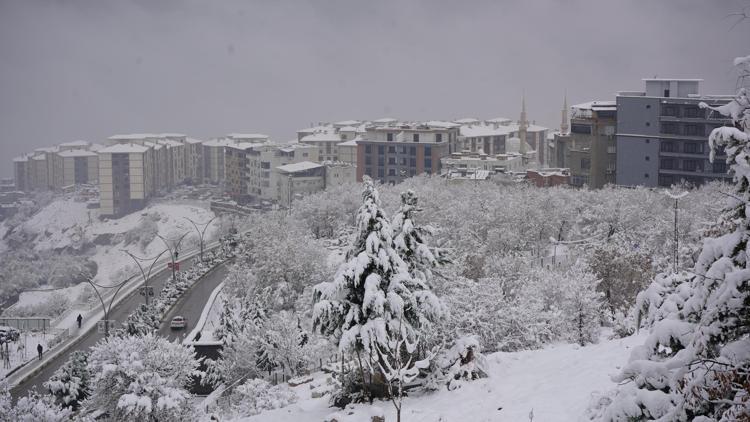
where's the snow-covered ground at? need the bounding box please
[0,331,51,379]
[236,332,646,422]
[12,197,220,285]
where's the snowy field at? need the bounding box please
[0,331,51,379]
[237,332,647,422]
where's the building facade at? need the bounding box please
[98,143,154,217]
[356,122,460,184]
[615,79,732,187]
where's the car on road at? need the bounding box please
[0,326,20,342]
[170,316,187,330]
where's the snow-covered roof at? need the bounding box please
[157,139,184,148]
[226,133,269,140]
[425,120,460,129]
[58,149,98,158]
[372,117,398,124]
[31,154,46,161]
[337,137,361,147]
[185,138,203,144]
[453,118,480,124]
[300,132,342,143]
[108,134,157,140]
[486,117,513,124]
[338,126,359,132]
[157,133,186,138]
[297,125,333,134]
[202,139,232,147]
[35,146,58,153]
[334,120,361,126]
[460,124,514,138]
[572,101,617,111]
[58,140,90,147]
[642,78,703,82]
[276,161,324,173]
[226,142,257,151]
[97,143,150,154]
[13,155,28,162]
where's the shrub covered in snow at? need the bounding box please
[85,334,200,421]
[0,384,71,422]
[422,335,488,391]
[44,351,90,410]
[227,378,298,418]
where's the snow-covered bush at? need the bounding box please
[228,378,297,418]
[44,351,90,410]
[422,335,488,391]
[0,384,71,422]
[123,212,159,251]
[601,58,750,422]
[560,261,604,346]
[86,334,200,421]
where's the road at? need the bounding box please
[158,261,231,342]
[10,257,231,399]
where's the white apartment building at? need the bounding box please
[98,143,154,217]
[246,143,319,201]
[277,161,326,208]
[441,151,525,176]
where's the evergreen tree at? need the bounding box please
[313,178,443,404]
[44,351,90,411]
[602,60,750,421]
[560,262,603,346]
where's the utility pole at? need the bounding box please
[121,249,168,306]
[185,216,217,262]
[664,190,688,273]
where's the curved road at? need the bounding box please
[10,257,232,398]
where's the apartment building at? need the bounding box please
[615,79,733,187]
[246,143,319,201]
[551,101,617,188]
[441,151,525,176]
[277,161,326,209]
[224,143,255,202]
[13,141,103,191]
[98,143,154,217]
[184,138,204,184]
[58,150,99,187]
[356,121,460,184]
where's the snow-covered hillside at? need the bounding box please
[237,332,646,422]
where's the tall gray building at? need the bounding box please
[615,79,733,187]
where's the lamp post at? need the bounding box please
[664,190,688,273]
[83,277,131,339]
[121,249,168,306]
[155,232,188,282]
[185,216,217,262]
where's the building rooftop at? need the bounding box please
[108,133,157,140]
[337,137,361,147]
[300,132,342,143]
[226,133,269,140]
[58,149,98,158]
[185,137,203,144]
[276,161,324,173]
[372,117,398,124]
[642,78,703,82]
[460,124,514,138]
[98,143,150,154]
[453,118,480,124]
[157,133,187,138]
[486,117,513,124]
[13,155,28,162]
[334,120,361,126]
[572,101,617,111]
[59,140,90,147]
[425,120,460,129]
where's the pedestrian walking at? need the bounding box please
[77,314,83,329]
[37,343,43,361]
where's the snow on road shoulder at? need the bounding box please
[238,332,646,422]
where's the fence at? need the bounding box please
[0,318,51,332]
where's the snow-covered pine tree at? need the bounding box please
[601,57,750,422]
[44,351,90,411]
[391,189,449,286]
[313,178,442,404]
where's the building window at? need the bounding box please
[664,89,670,98]
[646,104,651,109]
[425,159,432,169]
[684,106,700,118]
[571,124,592,134]
[425,145,432,156]
[388,146,396,153]
[685,124,702,136]
[378,157,384,166]
[684,143,703,154]
[388,169,396,176]
[387,133,394,142]
[660,158,675,169]
[581,158,591,170]
[662,105,678,117]
[644,173,649,178]
[645,122,651,127]
[645,156,650,161]
[662,123,678,134]
[378,168,384,178]
[413,133,420,142]
[645,139,650,144]
[365,145,371,153]
[410,147,416,156]
[435,133,442,143]
[365,156,372,165]
[378,146,385,154]
[713,161,727,173]
[661,141,675,152]
[388,157,396,165]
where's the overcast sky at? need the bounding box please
[1,0,748,178]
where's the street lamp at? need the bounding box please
[121,249,168,306]
[83,277,131,339]
[664,190,688,273]
[155,232,188,282]
[185,216,216,262]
